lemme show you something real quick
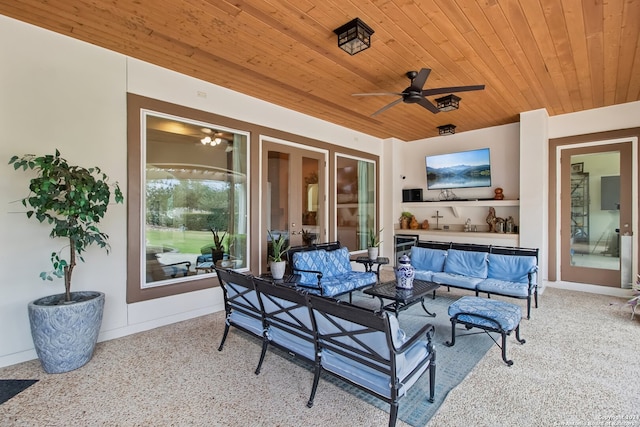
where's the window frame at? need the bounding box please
[127,94,251,302]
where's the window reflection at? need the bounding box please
[144,113,248,287]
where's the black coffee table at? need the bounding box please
[363,279,440,318]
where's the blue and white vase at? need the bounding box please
[395,254,415,289]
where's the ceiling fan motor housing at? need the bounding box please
[403,87,424,103]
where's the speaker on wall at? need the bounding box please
[402,188,423,202]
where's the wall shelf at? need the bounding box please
[394,229,520,246]
[401,199,519,218]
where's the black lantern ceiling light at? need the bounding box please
[435,94,461,112]
[437,124,456,135]
[333,18,374,55]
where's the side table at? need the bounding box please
[353,256,389,282]
[257,273,301,286]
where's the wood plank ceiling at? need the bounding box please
[1,0,639,141]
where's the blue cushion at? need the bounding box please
[477,279,529,297]
[414,270,435,282]
[226,285,261,314]
[228,311,264,337]
[307,271,377,297]
[259,294,314,330]
[293,249,326,285]
[324,247,352,278]
[410,246,447,272]
[448,296,521,331]
[315,311,431,398]
[432,272,484,290]
[487,253,537,283]
[162,265,189,277]
[267,327,315,361]
[444,249,488,279]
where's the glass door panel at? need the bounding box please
[336,156,376,252]
[262,141,325,273]
[561,143,632,286]
[266,151,290,267]
[302,156,320,245]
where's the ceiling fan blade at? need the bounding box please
[412,68,431,89]
[421,85,485,97]
[352,92,404,96]
[417,98,440,114]
[371,98,404,117]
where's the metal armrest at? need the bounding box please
[292,267,323,281]
[394,323,435,354]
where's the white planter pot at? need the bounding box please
[367,247,379,260]
[28,291,105,374]
[270,261,287,280]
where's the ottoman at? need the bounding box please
[446,296,525,366]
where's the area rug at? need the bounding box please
[263,291,495,426]
[328,292,495,427]
[0,380,38,404]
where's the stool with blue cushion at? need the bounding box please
[446,296,525,366]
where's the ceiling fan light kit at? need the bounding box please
[333,18,374,55]
[438,124,456,135]
[352,68,484,117]
[436,94,461,112]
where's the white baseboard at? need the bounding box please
[545,280,631,298]
[0,302,225,369]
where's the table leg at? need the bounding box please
[375,263,383,283]
[420,297,437,317]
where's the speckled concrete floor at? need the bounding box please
[1,275,639,427]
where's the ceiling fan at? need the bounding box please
[352,68,485,117]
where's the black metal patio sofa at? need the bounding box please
[215,267,436,427]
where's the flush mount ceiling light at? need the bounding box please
[333,18,374,55]
[437,124,456,135]
[435,94,461,112]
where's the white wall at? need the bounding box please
[0,16,384,368]
[519,109,549,283]
[1,17,128,366]
[524,101,640,295]
[392,123,521,231]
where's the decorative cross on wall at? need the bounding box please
[431,210,443,230]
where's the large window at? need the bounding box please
[143,112,248,287]
[127,93,251,302]
[336,155,376,251]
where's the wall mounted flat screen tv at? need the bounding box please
[426,148,491,190]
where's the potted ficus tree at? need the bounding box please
[267,230,291,280]
[9,150,123,374]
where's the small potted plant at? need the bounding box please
[9,150,123,373]
[268,230,291,280]
[301,228,318,246]
[210,228,227,263]
[367,228,383,260]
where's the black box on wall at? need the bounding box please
[402,188,423,202]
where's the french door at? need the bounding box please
[261,140,327,274]
[560,142,633,286]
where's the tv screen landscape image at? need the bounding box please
[426,148,491,190]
